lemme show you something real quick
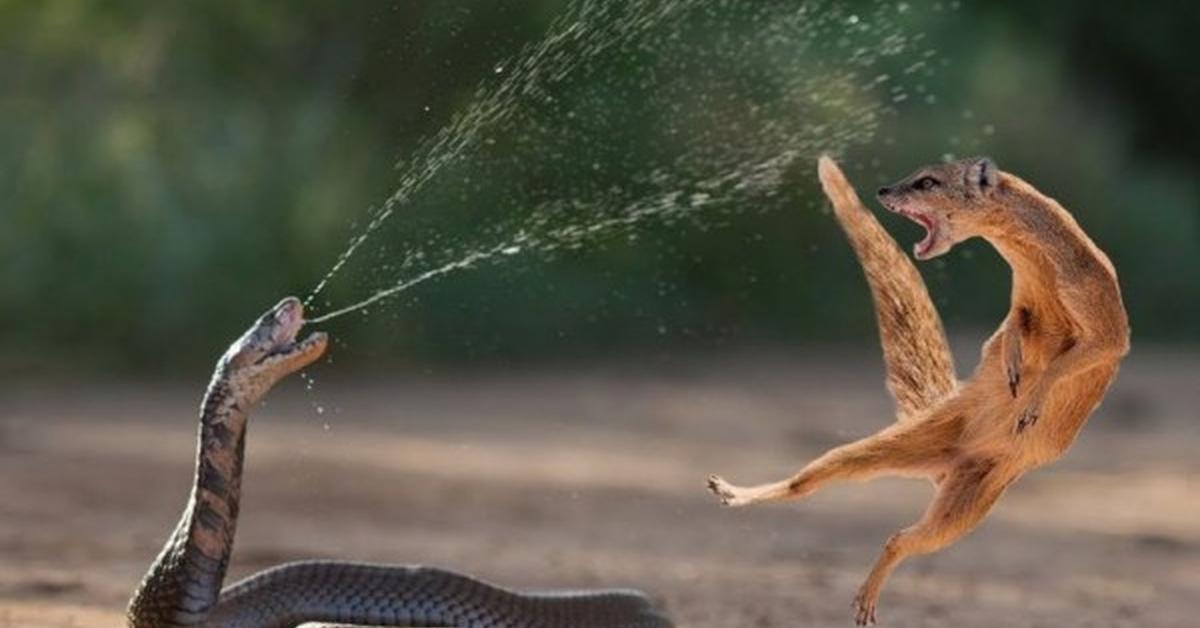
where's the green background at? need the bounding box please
[2,0,1196,373]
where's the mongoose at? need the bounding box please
[707,156,1130,625]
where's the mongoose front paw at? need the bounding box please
[1006,363,1020,398]
[1016,405,1040,432]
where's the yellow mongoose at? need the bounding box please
[708,156,1130,625]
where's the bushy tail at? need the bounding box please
[817,156,957,420]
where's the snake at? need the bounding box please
[126,297,673,628]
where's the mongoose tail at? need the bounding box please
[817,156,957,422]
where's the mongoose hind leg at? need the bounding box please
[708,412,964,508]
[852,457,1015,625]
[817,157,957,421]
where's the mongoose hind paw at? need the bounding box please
[706,474,745,507]
[852,590,878,625]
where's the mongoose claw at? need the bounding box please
[706,474,742,507]
[1016,406,1040,432]
[852,589,878,625]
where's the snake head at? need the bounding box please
[220,297,328,400]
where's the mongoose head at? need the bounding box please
[876,157,999,260]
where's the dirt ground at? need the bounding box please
[1,346,1197,627]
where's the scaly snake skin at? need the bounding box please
[126,297,672,628]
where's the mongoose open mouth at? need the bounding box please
[876,190,941,260]
[879,200,941,260]
[900,208,939,260]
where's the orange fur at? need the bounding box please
[708,156,1129,625]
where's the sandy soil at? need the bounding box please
[1,347,1198,627]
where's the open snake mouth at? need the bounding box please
[252,297,327,367]
[257,330,326,365]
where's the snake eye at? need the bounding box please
[914,176,940,191]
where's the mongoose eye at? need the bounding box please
[914,176,940,191]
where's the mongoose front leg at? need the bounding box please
[853,459,1014,625]
[1014,332,1126,433]
[1003,318,1023,399]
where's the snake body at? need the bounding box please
[126,297,672,628]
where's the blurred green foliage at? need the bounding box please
[1,1,1196,373]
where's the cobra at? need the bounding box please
[126,297,672,628]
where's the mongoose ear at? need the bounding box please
[967,157,998,193]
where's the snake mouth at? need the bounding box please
[258,330,328,365]
[255,298,328,367]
